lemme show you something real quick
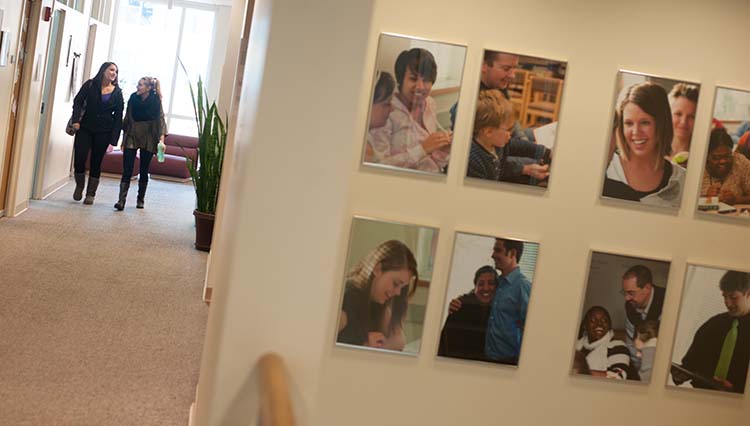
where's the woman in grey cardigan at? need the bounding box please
[115,77,167,210]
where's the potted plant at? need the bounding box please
[185,76,227,251]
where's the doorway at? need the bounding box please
[0,0,33,215]
[32,9,65,199]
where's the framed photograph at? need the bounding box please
[668,264,750,394]
[465,50,567,188]
[437,232,538,366]
[361,33,467,175]
[601,70,701,210]
[335,216,439,355]
[695,86,750,218]
[572,251,671,383]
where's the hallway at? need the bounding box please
[0,177,208,425]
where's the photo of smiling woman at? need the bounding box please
[336,217,438,355]
[363,33,467,175]
[602,71,701,209]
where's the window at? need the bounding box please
[111,0,216,137]
[57,0,86,13]
[90,0,113,24]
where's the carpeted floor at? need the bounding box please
[0,177,208,426]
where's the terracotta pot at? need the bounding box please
[193,209,215,252]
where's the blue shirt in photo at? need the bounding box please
[485,267,531,362]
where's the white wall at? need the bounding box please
[197,0,750,424]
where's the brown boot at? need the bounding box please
[136,180,147,209]
[73,173,86,201]
[83,177,100,205]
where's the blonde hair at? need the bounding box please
[140,76,163,100]
[473,89,514,138]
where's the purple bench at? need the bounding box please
[99,134,199,181]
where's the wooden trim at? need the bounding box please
[257,353,295,426]
[202,286,212,305]
[416,279,430,288]
[0,0,32,213]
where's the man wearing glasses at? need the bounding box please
[621,265,666,376]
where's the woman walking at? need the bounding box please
[70,62,124,204]
[115,76,167,210]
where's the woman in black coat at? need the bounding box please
[70,62,124,204]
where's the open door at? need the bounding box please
[0,0,32,214]
[32,6,88,199]
[32,9,65,199]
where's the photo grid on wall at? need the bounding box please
[335,216,438,355]
[437,232,538,367]
[346,29,750,400]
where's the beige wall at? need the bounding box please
[196,0,750,424]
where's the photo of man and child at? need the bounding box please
[362,33,467,175]
[336,217,438,355]
[697,87,750,217]
[669,265,750,394]
[602,71,701,209]
[465,50,566,187]
[437,232,537,366]
[572,252,670,382]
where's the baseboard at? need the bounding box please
[13,199,29,217]
[203,286,212,306]
[188,402,196,426]
[41,176,74,200]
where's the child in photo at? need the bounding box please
[634,320,658,382]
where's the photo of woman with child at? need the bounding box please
[572,251,670,383]
[336,217,438,354]
[602,71,701,209]
[363,34,466,175]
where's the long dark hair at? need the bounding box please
[92,62,119,87]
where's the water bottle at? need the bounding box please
[157,141,166,163]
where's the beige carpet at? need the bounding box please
[0,177,208,426]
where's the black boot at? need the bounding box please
[136,180,148,209]
[114,181,130,211]
[73,173,86,201]
[83,177,100,205]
